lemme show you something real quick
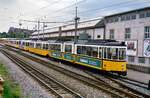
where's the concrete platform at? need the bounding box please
[127,64,150,74]
[127,69,150,84]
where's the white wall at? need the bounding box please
[106,17,150,57]
[32,28,104,40]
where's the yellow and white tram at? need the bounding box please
[6,40,127,75]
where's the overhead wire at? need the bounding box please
[79,0,150,20]
[44,0,150,30]
[40,0,147,21]
[36,0,88,19]
[20,0,64,17]
[78,0,150,15]
[17,0,150,31]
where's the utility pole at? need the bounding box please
[42,22,45,41]
[74,6,80,43]
[58,26,62,41]
[37,20,40,41]
[103,19,106,40]
[19,21,22,39]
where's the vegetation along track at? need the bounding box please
[0,49,83,98]
[3,46,149,98]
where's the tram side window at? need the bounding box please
[48,44,51,50]
[46,44,49,50]
[86,47,92,56]
[25,42,27,46]
[36,43,41,49]
[24,42,26,46]
[103,47,107,59]
[91,47,98,57]
[43,44,48,50]
[107,48,113,59]
[19,41,21,45]
[99,47,102,58]
[23,42,25,46]
[29,43,34,47]
[77,46,98,57]
[56,45,61,51]
[26,42,29,46]
[50,44,61,51]
[77,46,86,55]
[82,46,87,55]
[119,48,126,60]
[112,48,118,60]
[65,45,72,53]
[77,46,82,54]
[50,44,54,50]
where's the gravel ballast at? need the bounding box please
[10,48,111,98]
[0,52,54,98]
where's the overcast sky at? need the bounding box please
[0,0,150,32]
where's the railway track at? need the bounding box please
[0,49,83,98]
[84,71,150,98]
[112,74,148,88]
[2,45,148,98]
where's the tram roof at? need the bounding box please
[64,40,126,46]
[11,39,126,46]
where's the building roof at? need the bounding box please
[8,27,34,34]
[105,6,150,18]
[31,18,104,35]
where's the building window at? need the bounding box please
[106,19,109,23]
[139,13,145,18]
[131,14,136,19]
[109,29,114,39]
[114,17,119,22]
[128,56,134,62]
[97,35,101,38]
[146,12,150,17]
[138,57,145,63]
[121,16,125,21]
[107,17,119,23]
[126,15,131,20]
[125,28,131,39]
[144,26,150,38]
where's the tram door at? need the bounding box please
[49,43,62,59]
[63,43,74,61]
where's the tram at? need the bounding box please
[6,39,127,75]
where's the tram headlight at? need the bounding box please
[122,64,124,67]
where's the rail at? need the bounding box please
[2,45,146,98]
[0,49,83,98]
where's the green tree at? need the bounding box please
[0,32,8,38]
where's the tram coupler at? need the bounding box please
[148,80,150,90]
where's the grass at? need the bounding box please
[0,63,22,98]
